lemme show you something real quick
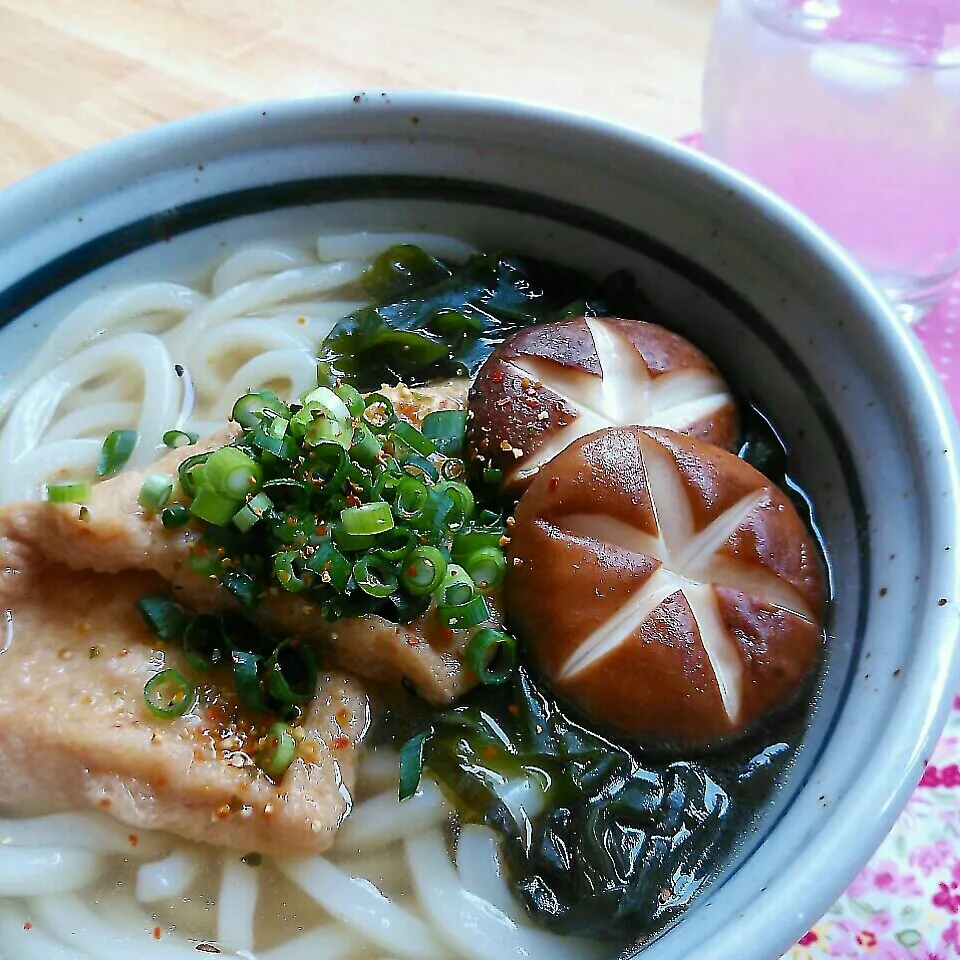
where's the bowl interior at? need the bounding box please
[0,96,956,960]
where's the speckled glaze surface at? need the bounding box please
[0,94,957,960]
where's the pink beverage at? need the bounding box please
[702,0,960,318]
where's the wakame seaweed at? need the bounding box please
[320,245,653,392]
[396,667,797,942]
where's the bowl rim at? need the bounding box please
[0,91,959,959]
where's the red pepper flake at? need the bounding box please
[507,704,520,715]
[153,926,162,941]
[22,921,33,931]
[491,370,504,382]
[332,735,350,751]
[548,476,560,491]
[346,494,362,508]
[335,707,351,727]
[482,745,498,760]
[128,834,139,848]
[98,798,112,810]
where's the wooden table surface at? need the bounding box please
[0,0,718,190]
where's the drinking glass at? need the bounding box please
[702,0,960,321]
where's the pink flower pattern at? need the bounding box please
[786,699,960,960]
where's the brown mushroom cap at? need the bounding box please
[468,316,738,496]
[505,425,824,749]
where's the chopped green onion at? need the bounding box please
[266,639,318,706]
[181,615,224,671]
[274,550,309,593]
[393,420,438,457]
[306,540,352,592]
[258,722,297,779]
[362,393,397,430]
[231,390,287,429]
[178,452,211,498]
[438,565,475,607]
[222,571,258,610]
[45,480,90,504]
[138,473,175,513]
[439,594,490,629]
[305,416,351,449]
[341,501,394,536]
[96,429,139,478]
[394,477,429,519]
[436,481,474,526]
[162,429,198,449]
[463,546,507,593]
[421,410,468,456]
[452,529,504,562]
[161,504,191,529]
[231,649,267,712]
[302,386,351,423]
[264,414,290,440]
[400,546,447,596]
[143,669,196,719]
[334,383,366,417]
[189,544,222,577]
[465,628,518,685]
[398,729,433,802]
[137,592,187,640]
[333,525,378,552]
[232,492,273,532]
[349,424,383,466]
[189,486,242,526]
[402,453,439,482]
[204,447,262,498]
[353,554,399,598]
[440,458,466,480]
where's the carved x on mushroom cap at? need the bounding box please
[506,426,824,749]
[468,316,738,495]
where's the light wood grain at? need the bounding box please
[0,0,717,189]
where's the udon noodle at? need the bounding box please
[0,232,602,960]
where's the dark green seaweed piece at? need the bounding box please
[321,250,638,391]
[397,667,795,941]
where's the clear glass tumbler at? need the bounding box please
[702,0,960,321]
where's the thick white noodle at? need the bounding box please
[0,847,103,896]
[135,847,202,903]
[356,748,402,796]
[0,283,206,419]
[4,439,103,503]
[0,812,171,859]
[43,401,140,442]
[211,243,315,298]
[455,825,521,921]
[164,262,367,358]
[0,901,88,960]
[217,857,259,954]
[316,232,476,264]
[256,923,364,960]
[334,779,449,853]
[406,829,605,960]
[29,894,225,960]
[333,849,410,895]
[276,855,446,960]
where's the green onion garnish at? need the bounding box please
[232,492,273,533]
[138,473,175,513]
[178,452,211,498]
[438,565,475,607]
[302,386,351,423]
[340,501,394,536]
[162,429,199,449]
[96,429,139,478]
[45,480,90,504]
[181,614,224,672]
[266,639,318,706]
[439,594,490,629]
[393,421,438,457]
[231,390,286,429]
[274,551,309,593]
[204,447,262,498]
[137,592,187,640]
[353,554,399,598]
[143,669,196,719]
[462,546,507,593]
[400,546,448,596]
[161,504,191,529]
[465,628,517,685]
[334,383,366,417]
[258,722,297,779]
[231,649,268,713]
[189,486,242,526]
[421,410,468,456]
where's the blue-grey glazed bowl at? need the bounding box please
[0,94,957,960]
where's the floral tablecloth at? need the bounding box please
[784,288,960,959]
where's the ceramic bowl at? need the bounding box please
[0,94,957,960]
